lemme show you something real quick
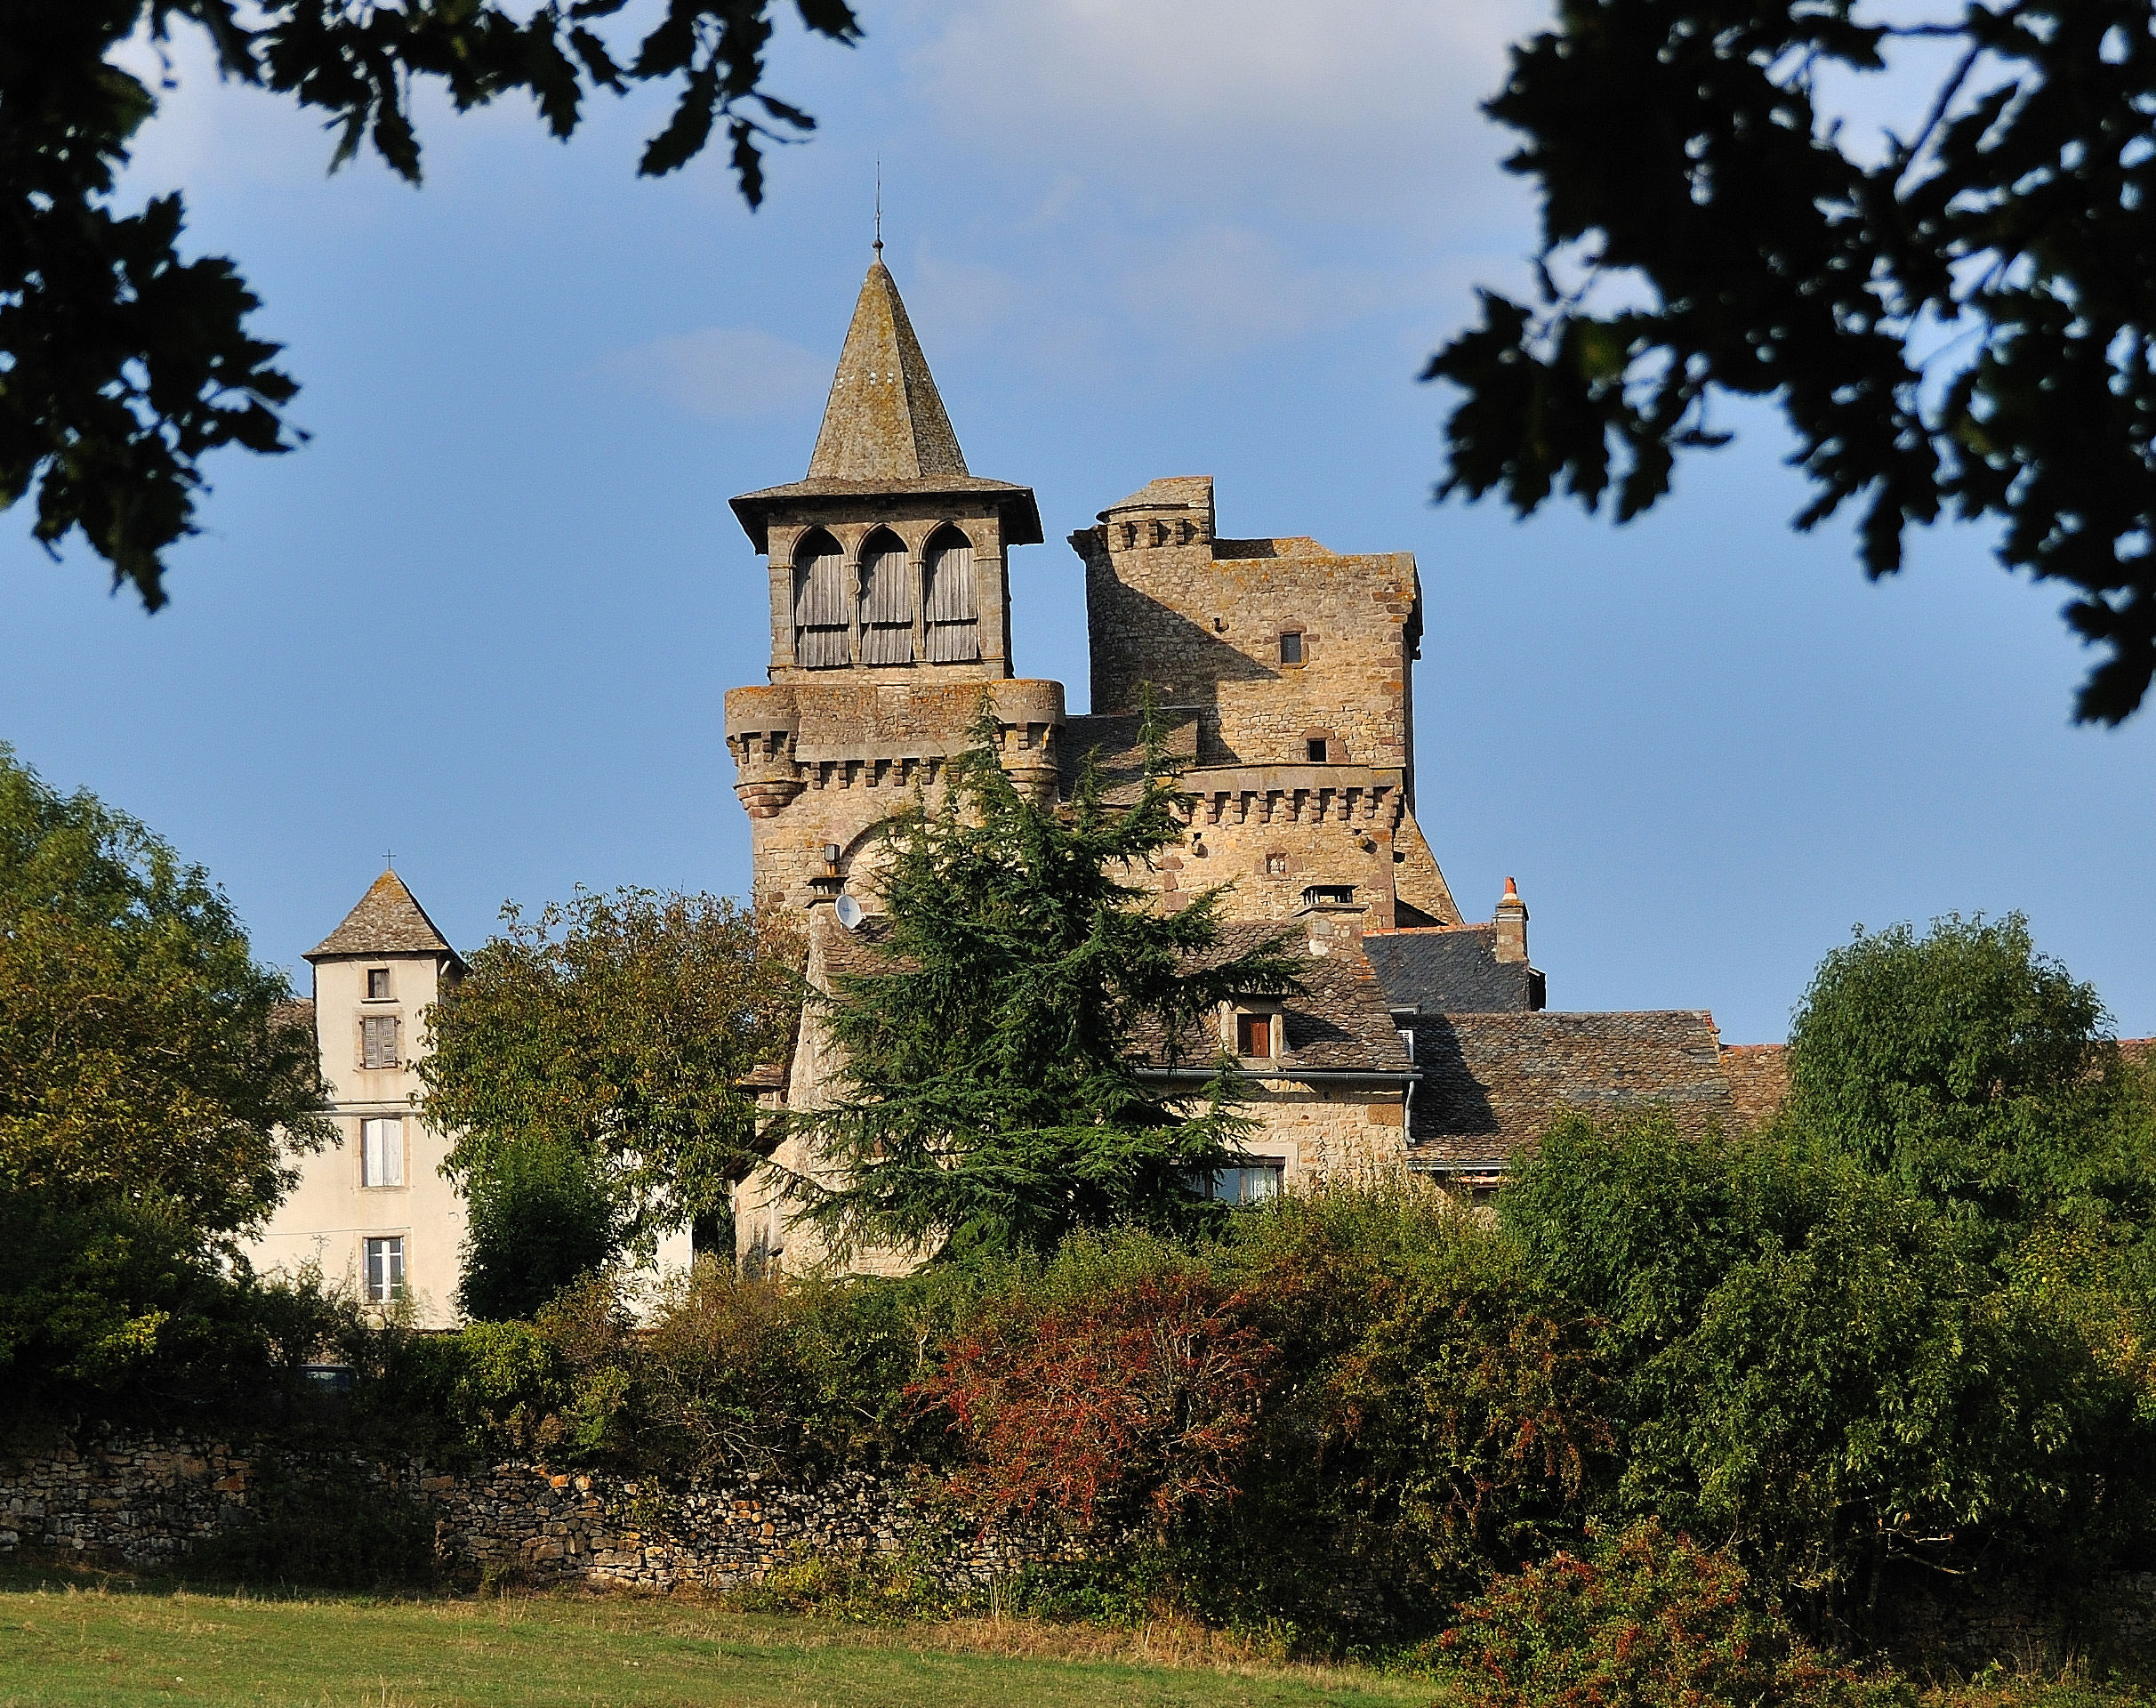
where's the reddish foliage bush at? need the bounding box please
[1441,1519,1895,1708]
[913,1261,1277,1535]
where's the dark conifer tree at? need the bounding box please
[779,707,1304,1265]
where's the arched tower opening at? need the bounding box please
[923,524,978,664]
[792,529,848,668]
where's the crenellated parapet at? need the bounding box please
[724,678,1066,910]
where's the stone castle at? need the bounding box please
[250,251,1792,1309]
[727,253,1762,1274]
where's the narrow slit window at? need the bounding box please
[361,1116,405,1187]
[361,1015,399,1069]
[858,533,913,665]
[1236,1012,1273,1059]
[923,528,979,663]
[792,532,849,668]
[1279,631,1303,665]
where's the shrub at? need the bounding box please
[458,1133,616,1324]
[1441,1519,1895,1708]
[913,1234,1276,1535]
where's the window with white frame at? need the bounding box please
[361,1116,405,1187]
[1198,1160,1283,1204]
[364,1236,406,1303]
[361,1014,399,1069]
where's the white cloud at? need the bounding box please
[599,327,832,419]
[903,0,1550,222]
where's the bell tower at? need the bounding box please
[723,253,1065,910]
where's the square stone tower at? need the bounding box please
[724,252,1066,912]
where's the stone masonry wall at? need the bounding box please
[1075,527,1419,777]
[0,1430,1058,1593]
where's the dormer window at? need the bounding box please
[366,967,390,1001]
[1236,1012,1275,1059]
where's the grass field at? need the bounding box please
[0,1569,1435,1708]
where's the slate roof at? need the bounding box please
[1060,709,1202,802]
[1407,1010,1734,1166]
[809,258,967,482]
[271,997,316,1037]
[1363,924,1544,1014]
[1719,1043,1791,1130]
[307,871,463,966]
[813,913,1411,1079]
[729,258,1043,547]
[1126,922,1412,1077]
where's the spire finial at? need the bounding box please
[384,849,395,871]
[873,159,883,257]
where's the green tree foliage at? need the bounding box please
[3,2,860,608]
[0,743,341,1406]
[1436,2,2156,722]
[420,887,801,1264]
[1786,914,2142,1229]
[1502,1112,2156,1604]
[778,713,1304,1265]
[456,1132,618,1324]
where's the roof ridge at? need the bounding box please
[805,260,968,482]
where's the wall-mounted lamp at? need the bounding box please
[821,843,841,865]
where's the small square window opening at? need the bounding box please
[366,968,390,1000]
[1306,737,1328,763]
[1279,632,1303,665]
[361,1014,399,1069]
[364,1236,406,1303]
[1236,1012,1274,1059]
[1264,851,1288,876]
[361,1116,405,1188]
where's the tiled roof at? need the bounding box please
[1719,1043,1790,1130]
[307,871,463,964]
[813,912,1410,1079]
[1129,922,1412,1077]
[808,259,967,482]
[1363,924,1543,1013]
[1061,709,1202,802]
[1407,1010,1733,1166]
[271,997,316,1036]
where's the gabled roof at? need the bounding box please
[729,256,1042,549]
[1407,1010,1734,1166]
[1364,924,1543,1014]
[307,871,463,967]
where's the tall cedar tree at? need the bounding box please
[1433,1,2156,723]
[4,2,860,609]
[777,708,1305,1265]
[421,889,800,1264]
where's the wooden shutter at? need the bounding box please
[792,538,849,668]
[362,1015,399,1069]
[924,535,979,663]
[859,537,913,665]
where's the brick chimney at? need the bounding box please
[1493,876,1529,963]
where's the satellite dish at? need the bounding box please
[834,894,865,931]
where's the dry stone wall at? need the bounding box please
[0,1430,1052,1592]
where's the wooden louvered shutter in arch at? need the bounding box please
[792,536,849,668]
[858,536,913,665]
[923,532,979,663]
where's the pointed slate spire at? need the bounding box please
[805,258,969,481]
[307,870,463,967]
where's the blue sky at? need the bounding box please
[3,2,2151,1045]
